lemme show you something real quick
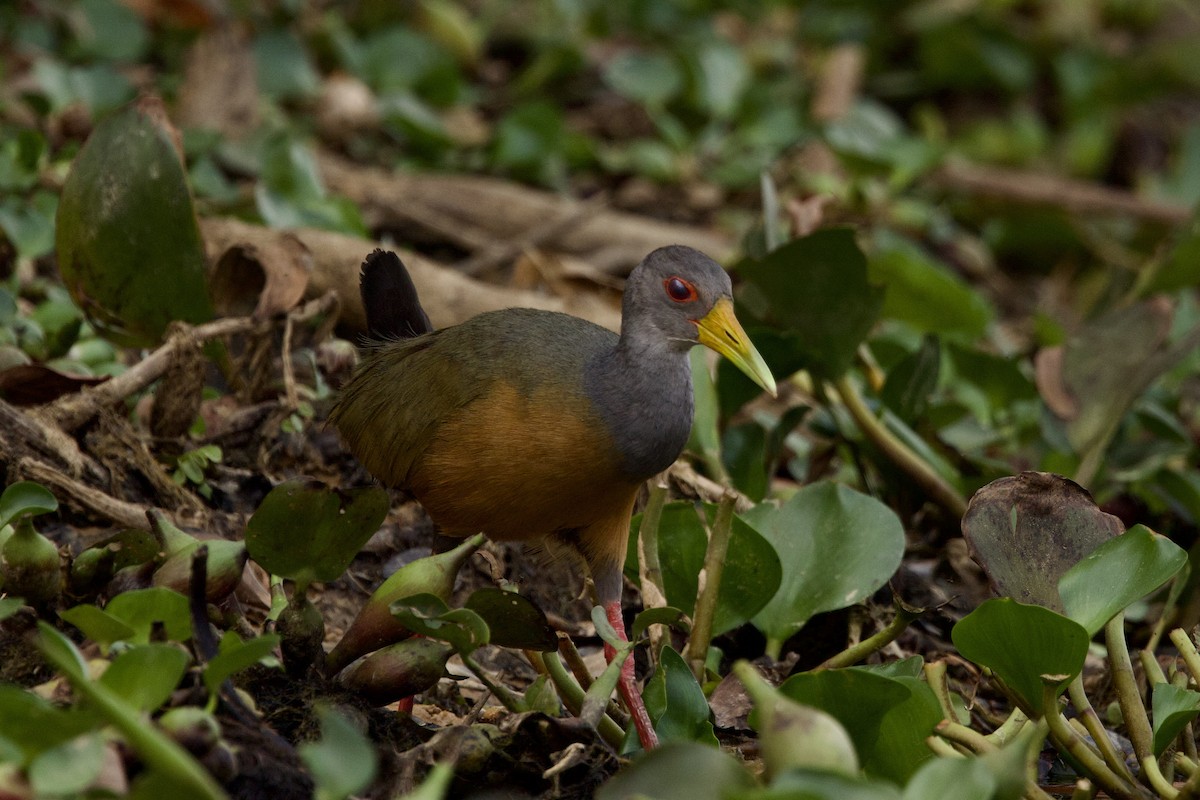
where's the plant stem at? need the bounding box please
[1068,675,1138,783]
[1106,614,1154,765]
[529,650,625,749]
[685,490,737,682]
[935,720,996,753]
[831,374,967,517]
[1141,755,1179,799]
[461,652,526,714]
[926,735,967,758]
[1042,683,1138,800]
[1070,779,1097,800]
[636,480,670,661]
[986,708,1032,746]
[1170,629,1200,685]
[924,661,957,722]
[818,599,920,670]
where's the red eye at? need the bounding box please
[664,277,698,302]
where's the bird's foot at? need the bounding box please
[604,601,659,750]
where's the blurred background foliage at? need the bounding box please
[1,0,1199,520]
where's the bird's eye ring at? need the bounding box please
[664,277,698,303]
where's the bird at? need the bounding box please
[330,246,776,750]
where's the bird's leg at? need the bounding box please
[603,599,659,750]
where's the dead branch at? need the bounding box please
[929,159,1191,225]
[316,152,734,273]
[0,398,107,482]
[18,457,154,530]
[199,217,623,334]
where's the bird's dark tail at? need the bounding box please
[359,249,434,339]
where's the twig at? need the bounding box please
[686,490,737,682]
[0,398,106,482]
[930,160,1191,226]
[17,457,156,529]
[456,193,610,277]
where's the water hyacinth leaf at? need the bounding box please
[868,233,992,338]
[634,502,781,638]
[104,587,192,643]
[900,755,995,800]
[464,588,556,651]
[61,604,136,649]
[880,334,940,423]
[27,733,106,797]
[300,707,378,800]
[603,50,682,107]
[595,741,753,800]
[644,646,717,746]
[746,482,904,657]
[203,633,282,695]
[1152,683,1200,755]
[0,684,93,761]
[632,606,688,641]
[55,98,213,347]
[961,472,1123,610]
[736,229,884,380]
[1059,524,1187,636]
[390,593,489,655]
[741,771,902,800]
[0,480,58,527]
[951,598,1089,715]
[245,479,390,588]
[99,644,189,713]
[780,668,939,783]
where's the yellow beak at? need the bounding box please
[694,297,777,398]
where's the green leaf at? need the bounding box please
[203,634,282,696]
[880,334,941,423]
[56,100,213,347]
[604,50,682,107]
[1060,524,1187,635]
[634,502,781,638]
[0,684,93,762]
[961,472,1123,610]
[105,587,192,643]
[644,647,717,746]
[780,669,940,783]
[27,733,106,797]
[254,29,320,100]
[595,741,753,800]
[390,594,489,655]
[746,482,905,656]
[737,229,884,379]
[731,771,901,800]
[464,588,557,651]
[952,598,1089,715]
[632,606,688,641]
[1152,683,1200,755]
[99,644,190,712]
[869,233,992,337]
[901,755,996,800]
[61,604,136,648]
[245,479,390,587]
[0,481,58,527]
[299,706,378,800]
[1144,211,1200,294]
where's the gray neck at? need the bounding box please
[584,329,695,481]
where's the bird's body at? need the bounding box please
[331,246,775,750]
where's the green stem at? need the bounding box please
[461,652,526,714]
[529,650,625,749]
[935,720,996,753]
[1170,629,1200,685]
[924,661,957,723]
[1142,755,1179,799]
[1068,675,1138,783]
[685,490,737,682]
[818,600,920,670]
[832,374,967,517]
[1042,683,1138,800]
[636,481,668,603]
[1106,614,1154,765]
[1070,779,1097,800]
[926,735,966,758]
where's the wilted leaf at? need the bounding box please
[961,472,1122,609]
[55,97,213,347]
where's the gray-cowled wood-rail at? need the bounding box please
[331,246,776,750]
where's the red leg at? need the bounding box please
[604,600,659,750]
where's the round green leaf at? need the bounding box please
[596,741,753,800]
[245,479,390,586]
[746,482,905,656]
[1152,683,1200,755]
[299,707,378,800]
[464,588,556,651]
[55,100,213,347]
[1060,524,1187,636]
[104,587,191,643]
[603,50,683,107]
[643,646,717,746]
[28,733,106,796]
[901,755,995,800]
[951,598,1089,716]
[0,481,58,528]
[736,228,884,379]
[99,644,189,713]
